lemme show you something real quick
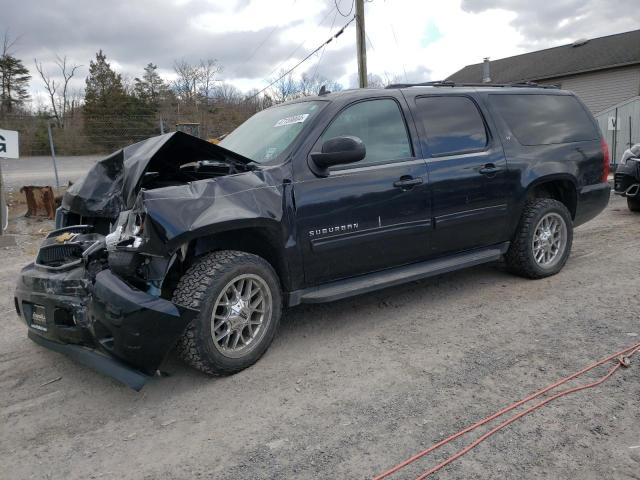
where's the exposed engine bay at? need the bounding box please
[13,132,284,387]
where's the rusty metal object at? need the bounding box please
[20,186,57,219]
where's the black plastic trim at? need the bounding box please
[287,242,509,305]
[28,330,149,391]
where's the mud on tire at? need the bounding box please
[173,250,282,376]
[505,198,573,279]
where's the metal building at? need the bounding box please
[595,96,640,165]
[447,29,640,114]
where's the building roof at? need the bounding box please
[446,29,640,84]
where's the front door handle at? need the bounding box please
[479,163,501,176]
[393,176,423,189]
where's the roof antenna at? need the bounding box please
[318,85,330,96]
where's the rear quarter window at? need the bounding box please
[489,94,598,146]
[415,96,488,156]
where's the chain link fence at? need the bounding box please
[0,106,255,157]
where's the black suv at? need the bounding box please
[14,84,610,389]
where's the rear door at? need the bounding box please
[293,95,431,285]
[409,93,510,255]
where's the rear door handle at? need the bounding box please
[479,163,501,176]
[393,176,423,189]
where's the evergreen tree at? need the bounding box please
[84,50,128,118]
[134,63,169,107]
[0,54,31,114]
[84,50,158,150]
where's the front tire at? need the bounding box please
[505,199,573,279]
[173,250,282,376]
[627,197,640,212]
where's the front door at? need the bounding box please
[410,94,509,255]
[294,97,431,285]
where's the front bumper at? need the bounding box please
[613,159,640,198]
[14,264,196,390]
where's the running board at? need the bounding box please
[287,243,509,306]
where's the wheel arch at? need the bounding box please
[176,223,292,293]
[524,174,578,219]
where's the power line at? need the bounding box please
[244,24,280,63]
[311,8,339,81]
[243,0,298,64]
[335,0,354,17]
[248,15,356,100]
[263,6,338,81]
[388,22,408,83]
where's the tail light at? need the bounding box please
[601,138,610,182]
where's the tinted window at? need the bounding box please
[319,99,412,165]
[489,94,598,145]
[415,96,487,156]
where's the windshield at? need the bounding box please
[220,100,326,163]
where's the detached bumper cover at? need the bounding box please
[15,265,196,390]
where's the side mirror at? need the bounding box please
[309,136,366,177]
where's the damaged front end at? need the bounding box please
[14,132,268,390]
[14,224,197,390]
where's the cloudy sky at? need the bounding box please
[4,0,639,103]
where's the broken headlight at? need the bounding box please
[106,211,146,251]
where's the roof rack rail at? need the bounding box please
[385,80,560,89]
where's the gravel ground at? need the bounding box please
[0,193,639,480]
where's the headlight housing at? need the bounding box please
[106,211,146,251]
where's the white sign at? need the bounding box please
[0,128,19,159]
[273,114,309,127]
[607,116,620,131]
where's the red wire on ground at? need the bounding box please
[373,342,640,480]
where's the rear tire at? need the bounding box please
[505,199,573,279]
[627,197,640,212]
[173,250,282,376]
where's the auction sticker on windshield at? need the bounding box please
[274,114,309,127]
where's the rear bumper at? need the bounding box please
[574,182,610,227]
[15,264,196,390]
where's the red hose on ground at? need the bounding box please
[373,342,640,480]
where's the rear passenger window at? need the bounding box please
[415,96,488,156]
[489,94,598,145]
[319,99,412,165]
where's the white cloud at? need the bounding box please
[7,0,639,99]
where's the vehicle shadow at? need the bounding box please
[154,261,515,388]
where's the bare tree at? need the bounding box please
[173,58,221,109]
[299,73,342,96]
[34,55,81,127]
[214,82,242,104]
[366,73,385,89]
[198,58,221,101]
[2,30,19,57]
[268,70,300,104]
[173,58,200,106]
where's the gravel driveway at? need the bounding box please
[0,193,638,480]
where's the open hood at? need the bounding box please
[62,131,253,218]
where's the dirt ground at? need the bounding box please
[0,193,639,480]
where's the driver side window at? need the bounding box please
[319,99,412,166]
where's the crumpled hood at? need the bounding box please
[136,168,284,252]
[62,131,253,218]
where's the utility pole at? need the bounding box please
[356,0,368,88]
